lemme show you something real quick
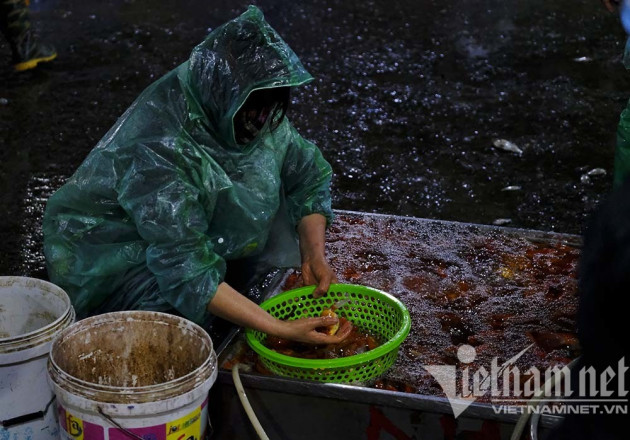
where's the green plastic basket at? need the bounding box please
[245,283,411,384]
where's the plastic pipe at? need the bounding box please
[232,364,270,440]
[509,357,580,440]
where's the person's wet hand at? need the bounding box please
[297,213,337,298]
[301,255,338,298]
[275,315,352,345]
[602,0,620,12]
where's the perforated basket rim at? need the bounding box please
[245,283,411,369]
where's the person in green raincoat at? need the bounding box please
[43,6,350,344]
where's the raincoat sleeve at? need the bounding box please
[117,140,225,324]
[281,126,334,227]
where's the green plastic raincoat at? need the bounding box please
[615,38,630,186]
[43,6,333,324]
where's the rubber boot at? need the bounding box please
[0,0,56,71]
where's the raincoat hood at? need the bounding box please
[181,5,313,148]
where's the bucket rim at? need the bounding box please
[0,276,74,350]
[48,310,218,402]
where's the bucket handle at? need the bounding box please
[96,406,145,440]
[97,406,214,440]
[0,396,56,428]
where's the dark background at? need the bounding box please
[1,0,629,278]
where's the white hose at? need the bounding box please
[232,364,271,440]
[529,411,542,440]
[510,357,580,440]
[509,380,551,440]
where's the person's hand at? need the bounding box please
[301,255,338,298]
[602,0,620,12]
[297,213,338,298]
[275,315,352,344]
[208,283,350,345]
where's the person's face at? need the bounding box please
[234,88,288,144]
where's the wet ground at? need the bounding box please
[1,0,629,278]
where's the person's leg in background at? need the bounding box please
[0,0,56,71]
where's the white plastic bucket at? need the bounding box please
[48,311,217,440]
[0,276,75,440]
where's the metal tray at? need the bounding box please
[209,211,580,439]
